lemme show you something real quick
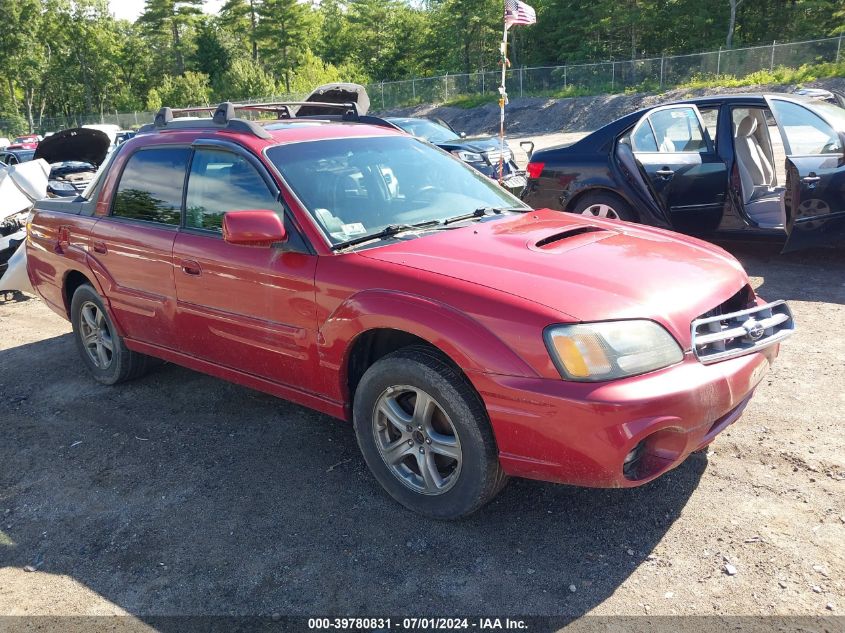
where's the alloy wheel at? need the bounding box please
[78,301,114,369]
[795,198,830,231]
[582,203,619,220]
[372,385,462,495]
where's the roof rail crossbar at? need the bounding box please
[238,101,359,120]
[140,100,382,139]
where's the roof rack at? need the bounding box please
[138,100,396,139]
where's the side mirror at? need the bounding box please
[222,209,286,247]
[459,132,467,138]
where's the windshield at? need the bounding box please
[390,119,458,144]
[267,136,527,246]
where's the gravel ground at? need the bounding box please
[0,129,844,628]
[381,78,845,137]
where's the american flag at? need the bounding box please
[504,0,536,28]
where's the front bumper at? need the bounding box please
[469,346,778,488]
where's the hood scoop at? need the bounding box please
[533,225,610,251]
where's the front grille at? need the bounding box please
[485,149,512,163]
[691,300,795,364]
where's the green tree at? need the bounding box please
[138,0,203,76]
[154,71,212,107]
[256,0,314,92]
[220,0,260,62]
[0,0,49,131]
[215,57,276,100]
[194,19,233,88]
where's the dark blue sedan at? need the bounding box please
[521,93,845,252]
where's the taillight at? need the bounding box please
[526,161,545,179]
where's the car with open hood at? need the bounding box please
[34,127,111,197]
[6,134,40,150]
[25,100,794,519]
[521,93,845,252]
[385,117,525,191]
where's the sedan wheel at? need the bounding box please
[78,301,114,369]
[373,385,462,495]
[581,203,620,220]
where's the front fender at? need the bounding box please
[318,289,539,401]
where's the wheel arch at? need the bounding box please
[565,186,640,221]
[320,289,538,411]
[345,329,459,408]
[62,266,125,336]
[63,269,96,318]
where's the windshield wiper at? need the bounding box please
[441,206,526,226]
[331,219,441,250]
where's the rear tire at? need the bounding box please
[353,346,507,519]
[571,191,637,222]
[70,284,153,385]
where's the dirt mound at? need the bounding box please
[380,77,845,136]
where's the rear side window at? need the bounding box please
[112,147,190,225]
[185,148,279,232]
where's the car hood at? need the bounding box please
[298,83,371,116]
[437,136,511,154]
[358,209,749,347]
[33,127,110,167]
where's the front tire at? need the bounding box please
[571,191,637,222]
[353,346,507,519]
[70,284,152,385]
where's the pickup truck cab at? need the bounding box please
[26,102,794,518]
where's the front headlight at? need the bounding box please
[544,320,683,381]
[49,180,78,191]
[452,150,484,162]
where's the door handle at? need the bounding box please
[181,259,202,276]
[92,241,107,254]
[655,167,675,177]
[802,174,821,184]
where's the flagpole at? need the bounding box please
[498,19,509,183]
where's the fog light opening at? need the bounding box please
[623,440,646,480]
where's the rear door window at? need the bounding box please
[647,107,708,153]
[112,147,191,225]
[184,148,280,232]
[698,107,719,148]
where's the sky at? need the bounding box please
[109,0,225,22]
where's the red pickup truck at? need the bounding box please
[26,102,795,518]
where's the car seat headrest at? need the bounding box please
[737,115,758,137]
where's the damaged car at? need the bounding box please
[0,158,48,284]
[34,127,111,197]
[0,127,108,291]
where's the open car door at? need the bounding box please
[628,104,728,234]
[769,97,845,252]
[613,140,671,227]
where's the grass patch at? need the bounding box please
[443,94,500,108]
[428,59,844,110]
[676,60,845,90]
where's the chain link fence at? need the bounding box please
[3,35,842,135]
[365,35,844,110]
